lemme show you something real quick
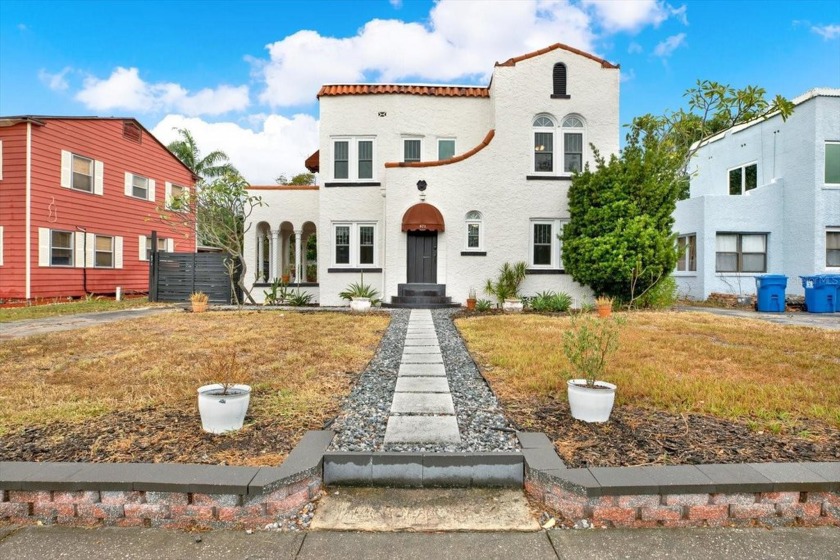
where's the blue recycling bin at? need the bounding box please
[755,275,787,312]
[801,275,838,313]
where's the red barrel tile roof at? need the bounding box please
[317,84,490,98]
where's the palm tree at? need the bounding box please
[167,128,237,180]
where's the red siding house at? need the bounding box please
[0,116,197,301]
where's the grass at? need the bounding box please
[456,311,840,431]
[0,311,389,436]
[0,297,164,323]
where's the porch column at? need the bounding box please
[300,233,309,282]
[294,229,303,284]
[256,232,265,282]
[270,229,280,282]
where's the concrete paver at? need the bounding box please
[384,416,461,444]
[400,353,444,363]
[402,337,439,346]
[402,346,442,354]
[390,392,455,414]
[394,377,450,393]
[398,363,446,376]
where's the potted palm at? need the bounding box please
[339,271,380,312]
[190,291,209,313]
[197,351,252,434]
[563,313,622,423]
[484,261,527,312]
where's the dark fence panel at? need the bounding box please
[150,252,240,304]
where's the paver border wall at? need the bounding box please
[0,431,332,530]
[519,432,840,528]
[2,430,838,530]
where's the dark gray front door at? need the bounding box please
[407,231,437,283]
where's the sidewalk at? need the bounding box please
[675,305,840,330]
[0,526,837,559]
[0,307,178,339]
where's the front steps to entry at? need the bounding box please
[385,283,460,309]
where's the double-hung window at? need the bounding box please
[51,230,74,266]
[94,235,114,268]
[728,163,758,195]
[530,219,567,269]
[533,116,555,172]
[71,155,94,192]
[562,116,584,173]
[404,139,421,163]
[165,183,188,211]
[141,236,171,261]
[332,138,375,181]
[125,172,155,201]
[826,142,840,186]
[827,229,840,267]
[465,211,483,250]
[532,115,585,175]
[332,223,377,267]
[60,151,104,195]
[676,234,696,272]
[716,233,767,273]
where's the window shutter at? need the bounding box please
[148,179,156,202]
[115,236,123,269]
[85,233,95,268]
[165,182,172,206]
[39,228,51,266]
[553,63,567,96]
[74,233,85,267]
[139,235,147,261]
[124,172,133,196]
[60,151,72,188]
[94,160,104,195]
[166,238,174,252]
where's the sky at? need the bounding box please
[1,0,838,184]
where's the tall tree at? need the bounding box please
[167,128,237,180]
[275,172,316,185]
[562,81,794,305]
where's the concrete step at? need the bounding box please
[390,295,453,305]
[398,283,447,297]
[383,301,461,309]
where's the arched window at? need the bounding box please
[465,210,483,250]
[552,63,568,97]
[533,115,555,173]
[561,115,585,173]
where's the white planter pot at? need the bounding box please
[567,379,617,423]
[350,297,371,312]
[502,299,523,312]
[197,384,251,434]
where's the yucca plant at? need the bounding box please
[484,261,527,305]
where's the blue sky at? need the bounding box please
[1,0,838,182]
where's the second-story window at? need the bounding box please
[331,138,375,181]
[358,140,373,179]
[334,141,349,179]
[729,163,758,195]
[404,139,421,163]
[438,139,455,160]
[61,151,104,195]
[72,155,94,192]
[124,172,155,201]
[562,116,584,173]
[533,116,555,173]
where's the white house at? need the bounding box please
[673,89,840,300]
[245,43,620,306]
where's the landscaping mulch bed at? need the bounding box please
[506,399,840,468]
[0,407,313,466]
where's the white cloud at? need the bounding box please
[620,68,636,82]
[653,32,686,58]
[75,67,249,116]
[812,24,840,40]
[582,0,674,32]
[258,0,595,107]
[389,0,402,8]
[628,41,643,54]
[38,67,72,91]
[151,114,319,185]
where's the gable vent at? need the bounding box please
[552,63,568,98]
[123,121,142,143]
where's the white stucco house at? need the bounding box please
[244,43,620,306]
[672,88,840,300]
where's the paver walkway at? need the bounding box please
[383,309,461,445]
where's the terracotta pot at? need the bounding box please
[191,301,208,313]
[466,298,476,311]
[281,274,290,284]
[596,303,612,318]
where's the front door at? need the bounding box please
[407,231,437,283]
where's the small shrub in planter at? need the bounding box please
[475,299,494,312]
[484,261,527,311]
[197,351,252,434]
[190,291,209,313]
[340,271,380,311]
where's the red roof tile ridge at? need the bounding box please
[495,43,619,69]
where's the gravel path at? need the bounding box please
[328,308,520,453]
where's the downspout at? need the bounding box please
[25,122,32,300]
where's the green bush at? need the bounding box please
[529,291,573,312]
[287,290,314,306]
[475,299,494,312]
[634,275,678,309]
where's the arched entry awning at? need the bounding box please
[401,203,445,232]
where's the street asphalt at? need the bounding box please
[1,526,839,559]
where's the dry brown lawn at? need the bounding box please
[456,311,840,432]
[0,310,389,465]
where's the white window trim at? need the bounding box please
[529,218,566,269]
[331,222,378,267]
[826,141,840,188]
[124,172,156,202]
[93,235,115,269]
[39,228,74,268]
[331,137,376,182]
[715,232,768,273]
[827,227,840,268]
[464,212,484,251]
[60,150,104,195]
[675,233,697,274]
[727,162,758,195]
[139,235,174,261]
[402,136,424,163]
[532,114,585,176]
[437,138,456,161]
